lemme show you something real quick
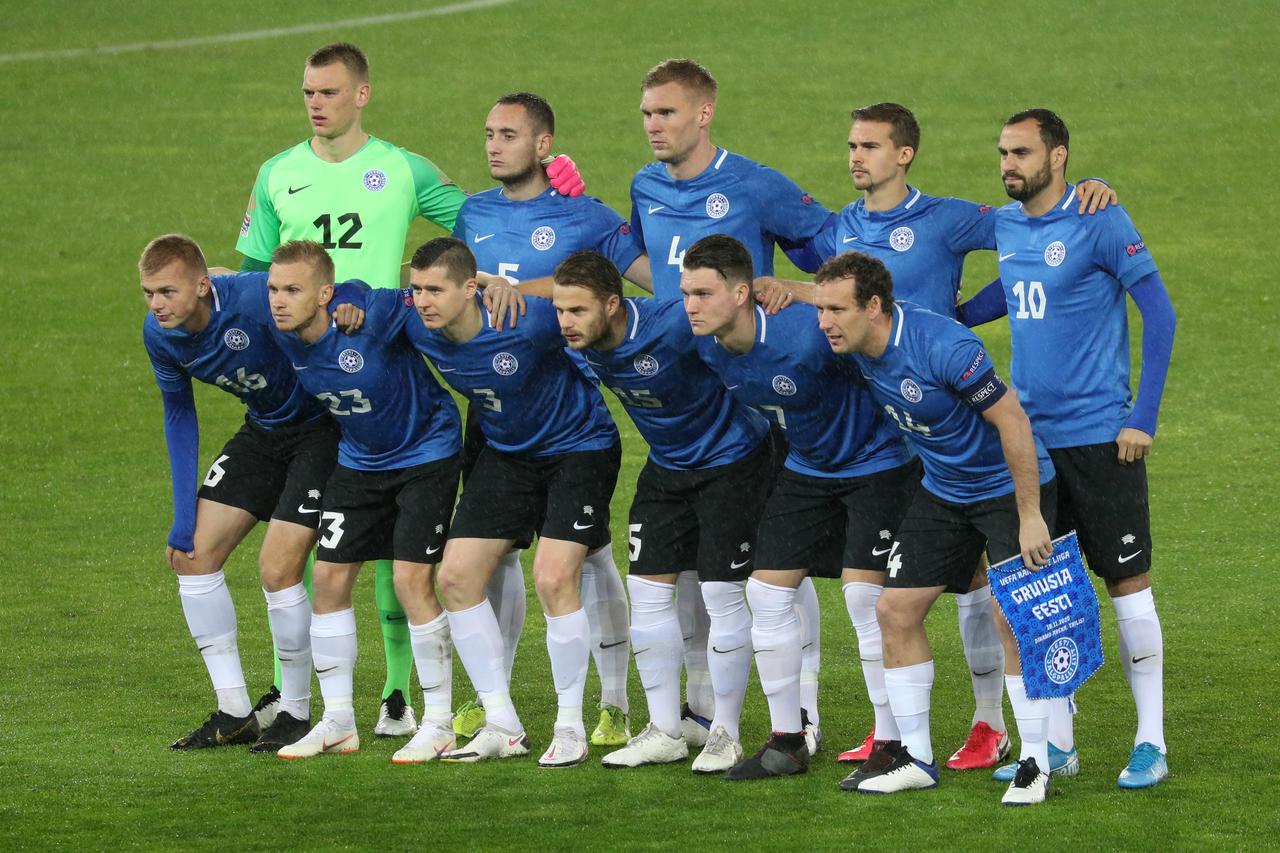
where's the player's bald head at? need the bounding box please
[642,58,717,104]
[139,234,208,278]
[307,42,369,82]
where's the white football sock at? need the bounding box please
[702,580,752,741]
[747,578,802,734]
[263,583,312,719]
[1047,695,1076,751]
[409,613,452,728]
[844,582,897,739]
[627,575,683,738]
[885,660,935,765]
[582,546,630,712]
[311,608,356,728]
[955,585,1006,731]
[796,576,821,725]
[486,549,526,686]
[676,571,713,719]
[1114,587,1165,752]
[1006,674,1050,769]
[447,600,521,733]
[178,571,251,717]
[546,608,591,737]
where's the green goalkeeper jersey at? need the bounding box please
[236,135,466,288]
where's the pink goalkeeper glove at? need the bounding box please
[544,154,586,198]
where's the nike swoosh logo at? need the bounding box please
[998,252,1017,262]
[573,521,595,530]
[288,185,312,195]
[474,234,495,242]
[508,737,524,747]
[297,506,319,514]
[291,364,308,371]
[648,204,665,214]
[843,236,859,244]
[437,367,457,373]
[180,359,198,368]
[316,665,338,674]
[871,546,892,556]
[1131,654,1156,664]
[599,640,627,650]
[1118,551,1143,563]
[197,644,213,653]
[712,645,744,654]
[425,546,441,556]
[726,384,740,390]
[972,668,998,677]
[385,614,406,622]
[729,559,750,569]
[633,647,649,658]
[323,733,354,750]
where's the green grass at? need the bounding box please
[2,0,1278,849]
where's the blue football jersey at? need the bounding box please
[630,149,832,302]
[272,287,461,470]
[806,188,996,317]
[406,295,618,457]
[582,297,769,469]
[453,187,642,283]
[143,273,326,427]
[850,302,1053,503]
[995,185,1160,448]
[695,304,911,478]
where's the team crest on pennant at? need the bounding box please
[900,378,923,403]
[889,227,915,252]
[633,354,659,376]
[705,193,730,219]
[531,226,556,251]
[492,352,519,375]
[223,328,250,351]
[363,169,387,192]
[338,349,364,373]
[771,375,797,396]
[1044,241,1067,267]
[1045,637,1080,685]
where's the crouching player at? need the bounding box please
[264,240,462,759]
[141,234,338,753]
[816,251,1058,805]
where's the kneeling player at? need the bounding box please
[680,235,919,779]
[264,241,462,760]
[141,234,338,753]
[816,252,1058,805]
[399,238,622,767]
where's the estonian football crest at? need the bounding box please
[1044,241,1067,267]
[705,193,730,219]
[900,378,923,403]
[531,226,556,251]
[1045,636,1080,685]
[363,169,387,192]
[771,375,797,396]
[633,354,659,376]
[492,352,519,375]
[889,227,915,252]
[223,328,250,351]
[338,349,364,373]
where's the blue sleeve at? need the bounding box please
[942,198,998,254]
[1094,206,1158,288]
[144,326,189,393]
[365,287,414,341]
[1124,271,1176,436]
[937,326,998,396]
[330,279,372,311]
[521,297,564,348]
[213,272,272,323]
[160,386,200,552]
[783,213,839,273]
[955,278,1009,327]
[451,201,469,240]
[628,200,645,251]
[588,201,644,274]
[755,165,832,245]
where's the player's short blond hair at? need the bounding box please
[271,240,335,284]
[641,58,717,103]
[307,42,369,82]
[138,234,207,278]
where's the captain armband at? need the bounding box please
[961,368,1007,412]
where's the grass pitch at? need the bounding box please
[1,0,1278,849]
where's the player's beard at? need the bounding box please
[499,163,541,190]
[1003,157,1053,202]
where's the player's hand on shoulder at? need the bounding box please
[333,303,366,334]
[544,154,585,198]
[1076,179,1118,214]
[1115,427,1153,463]
[1018,513,1053,571]
[479,272,525,331]
[752,276,794,314]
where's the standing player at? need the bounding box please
[395,238,621,766]
[679,235,919,780]
[815,252,1060,804]
[553,250,775,774]
[757,102,1115,770]
[962,109,1176,789]
[262,241,462,760]
[141,234,337,754]
[629,58,834,743]
[449,92,648,747]
[235,42,583,734]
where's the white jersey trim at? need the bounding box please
[625,297,641,341]
[210,281,223,313]
[756,304,768,344]
[1060,187,1078,210]
[892,303,905,347]
[904,188,922,210]
[713,148,729,170]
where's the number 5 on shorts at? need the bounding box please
[319,511,346,549]
[628,523,642,562]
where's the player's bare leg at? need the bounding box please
[533,538,592,767]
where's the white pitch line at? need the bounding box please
[0,0,516,64]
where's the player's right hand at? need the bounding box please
[1115,427,1153,463]
[752,276,794,314]
[480,274,526,331]
[1018,514,1053,571]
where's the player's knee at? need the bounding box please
[435,561,470,609]
[875,591,920,637]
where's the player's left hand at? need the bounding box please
[165,545,195,573]
[1077,180,1118,214]
[480,274,526,331]
[545,155,585,198]
[753,276,794,314]
[1115,427,1153,463]
[1018,513,1053,571]
[333,303,365,333]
